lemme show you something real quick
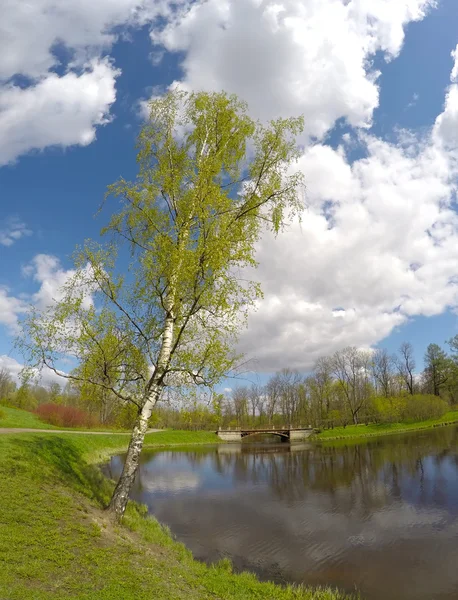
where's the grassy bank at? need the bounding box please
[315,409,458,441]
[0,431,353,600]
[0,405,61,429]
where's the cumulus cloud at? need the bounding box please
[433,44,458,149]
[150,0,434,139]
[238,93,458,370]
[24,254,94,311]
[0,59,119,165]
[0,254,95,381]
[1,253,93,337]
[0,0,186,82]
[0,354,65,386]
[0,217,32,247]
[142,0,458,372]
[0,288,25,334]
[0,0,186,163]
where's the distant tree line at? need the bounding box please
[219,339,458,429]
[2,337,458,430]
[0,369,137,428]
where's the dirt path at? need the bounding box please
[0,428,162,435]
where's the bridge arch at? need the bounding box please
[216,427,313,442]
[241,431,289,440]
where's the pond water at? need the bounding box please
[104,426,458,600]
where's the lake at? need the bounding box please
[104,426,458,600]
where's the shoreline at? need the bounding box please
[314,414,458,443]
[0,430,354,600]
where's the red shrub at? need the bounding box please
[35,403,98,428]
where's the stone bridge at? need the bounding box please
[216,427,314,442]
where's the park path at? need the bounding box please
[0,428,162,435]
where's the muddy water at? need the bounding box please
[105,426,458,600]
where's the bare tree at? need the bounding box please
[397,342,416,395]
[331,347,372,425]
[248,384,261,426]
[277,368,303,425]
[232,387,249,426]
[371,349,395,397]
[312,356,334,420]
[266,375,281,425]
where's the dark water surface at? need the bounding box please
[104,427,458,600]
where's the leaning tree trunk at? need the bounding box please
[107,388,160,519]
[107,306,176,519]
[107,226,187,519]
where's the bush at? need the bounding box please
[371,394,448,424]
[401,394,448,422]
[35,403,98,428]
[113,402,138,430]
[371,397,403,424]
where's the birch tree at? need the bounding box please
[19,90,304,519]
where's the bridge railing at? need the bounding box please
[218,425,313,432]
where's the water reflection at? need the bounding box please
[104,427,458,600]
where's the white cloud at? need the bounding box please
[238,114,458,370]
[150,0,434,139]
[0,0,180,82]
[0,354,65,386]
[451,44,458,83]
[143,0,458,372]
[433,45,458,149]
[0,217,32,247]
[0,0,188,164]
[1,253,94,336]
[0,254,94,383]
[0,59,119,165]
[0,288,25,334]
[25,254,94,311]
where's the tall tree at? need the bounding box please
[423,343,449,396]
[277,368,302,425]
[0,368,15,400]
[446,335,458,402]
[232,387,249,426]
[396,342,416,395]
[331,347,372,425]
[266,373,282,425]
[19,90,304,519]
[371,348,395,398]
[248,384,261,426]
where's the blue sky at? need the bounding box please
[2,0,458,383]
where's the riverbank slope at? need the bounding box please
[0,431,353,600]
[315,409,458,441]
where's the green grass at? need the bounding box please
[0,431,353,600]
[315,410,458,441]
[0,405,132,432]
[0,405,60,429]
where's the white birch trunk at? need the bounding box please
[108,310,175,519]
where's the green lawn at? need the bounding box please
[0,431,354,600]
[0,405,60,429]
[315,410,458,441]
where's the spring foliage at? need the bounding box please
[19,90,305,408]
